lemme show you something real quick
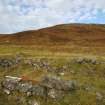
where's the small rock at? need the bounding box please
[75,58,85,64]
[18,82,32,93]
[96,92,103,101]
[70,70,75,74]
[4,89,10,95]
[59,72,65,76]
[48,89,63,100]
[28,100,39,105]
[31,85,45,97]
[27,92,32,97]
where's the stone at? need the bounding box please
[59,72,65,76]
[0,58,16,69]
[15,53,23,64]
[91,59,97,65]
[41,76,77,91]
[28,100,39,105]
[74,58,98,65]
[96,92,103,101]
[30,85,45,97]
[27,92,32,97]
[1,75,78,100]
[1,79,18,91]
[17,82,32,93]
[4,89,10,95]
[75,58,85,64]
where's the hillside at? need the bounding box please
[1,24,105,105]
[0,24,105,47]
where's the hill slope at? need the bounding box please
[0,24,105,47]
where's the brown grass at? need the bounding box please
[0,24,105,47]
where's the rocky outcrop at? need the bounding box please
[1,76,77,100]
[41,76,77,91]
[73,58,98,64]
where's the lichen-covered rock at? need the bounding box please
[74,58,98,65]
[96,92,103,101]
[4,89,10,95]
[75,58,85,64]
[41,76,77,91]
[30,85,46,97]
[1,75,78,100]
[1,78,18,91]
[17,82,33,93]
[28,100,39,105]
[0,59,14,69]
[48,89,64,99]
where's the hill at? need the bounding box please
[0,24,105,47]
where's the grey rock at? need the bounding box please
[96,92,103,101]
[30,85,45,97]
[17,82,32,93]
[27,91,32,97]
[4,89,10,95]
[41,76,77,91]
[48,89,64,99]
[0,59,14,69]
[28,100,39,105]
[1,79,18,91]
[75,58,85,64]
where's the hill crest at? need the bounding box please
[0,24,105,46]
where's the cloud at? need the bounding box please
[0,0,105,33]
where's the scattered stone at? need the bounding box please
[59,72,65,76]
[74,58,98,65]
[1,75,78,101]
[91,59,97,65]
[17,82,33,93]
[76,58,85,64]
[30,85,46,97]
[27,91,32,97]
[41,76,77,91]
[28,100,39,105]
[1,77,19,91]
[48,89,64,100]
[15,53,23,64]
[4,89,10,95]
[0,59,14,69]
[82,84,94,92]
[96,92,103,101]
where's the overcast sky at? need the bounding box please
[0,0,105,34]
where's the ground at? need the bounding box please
[0,24,105,105]
[0,44,105,105]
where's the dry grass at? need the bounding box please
[0,24,105,47]
[0,24,105,105]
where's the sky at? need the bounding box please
[0,0,105,34]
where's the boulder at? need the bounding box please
[30,85,46,97]
[41,76,77,91]
[17,82,32,93]
[1,78,18,91]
